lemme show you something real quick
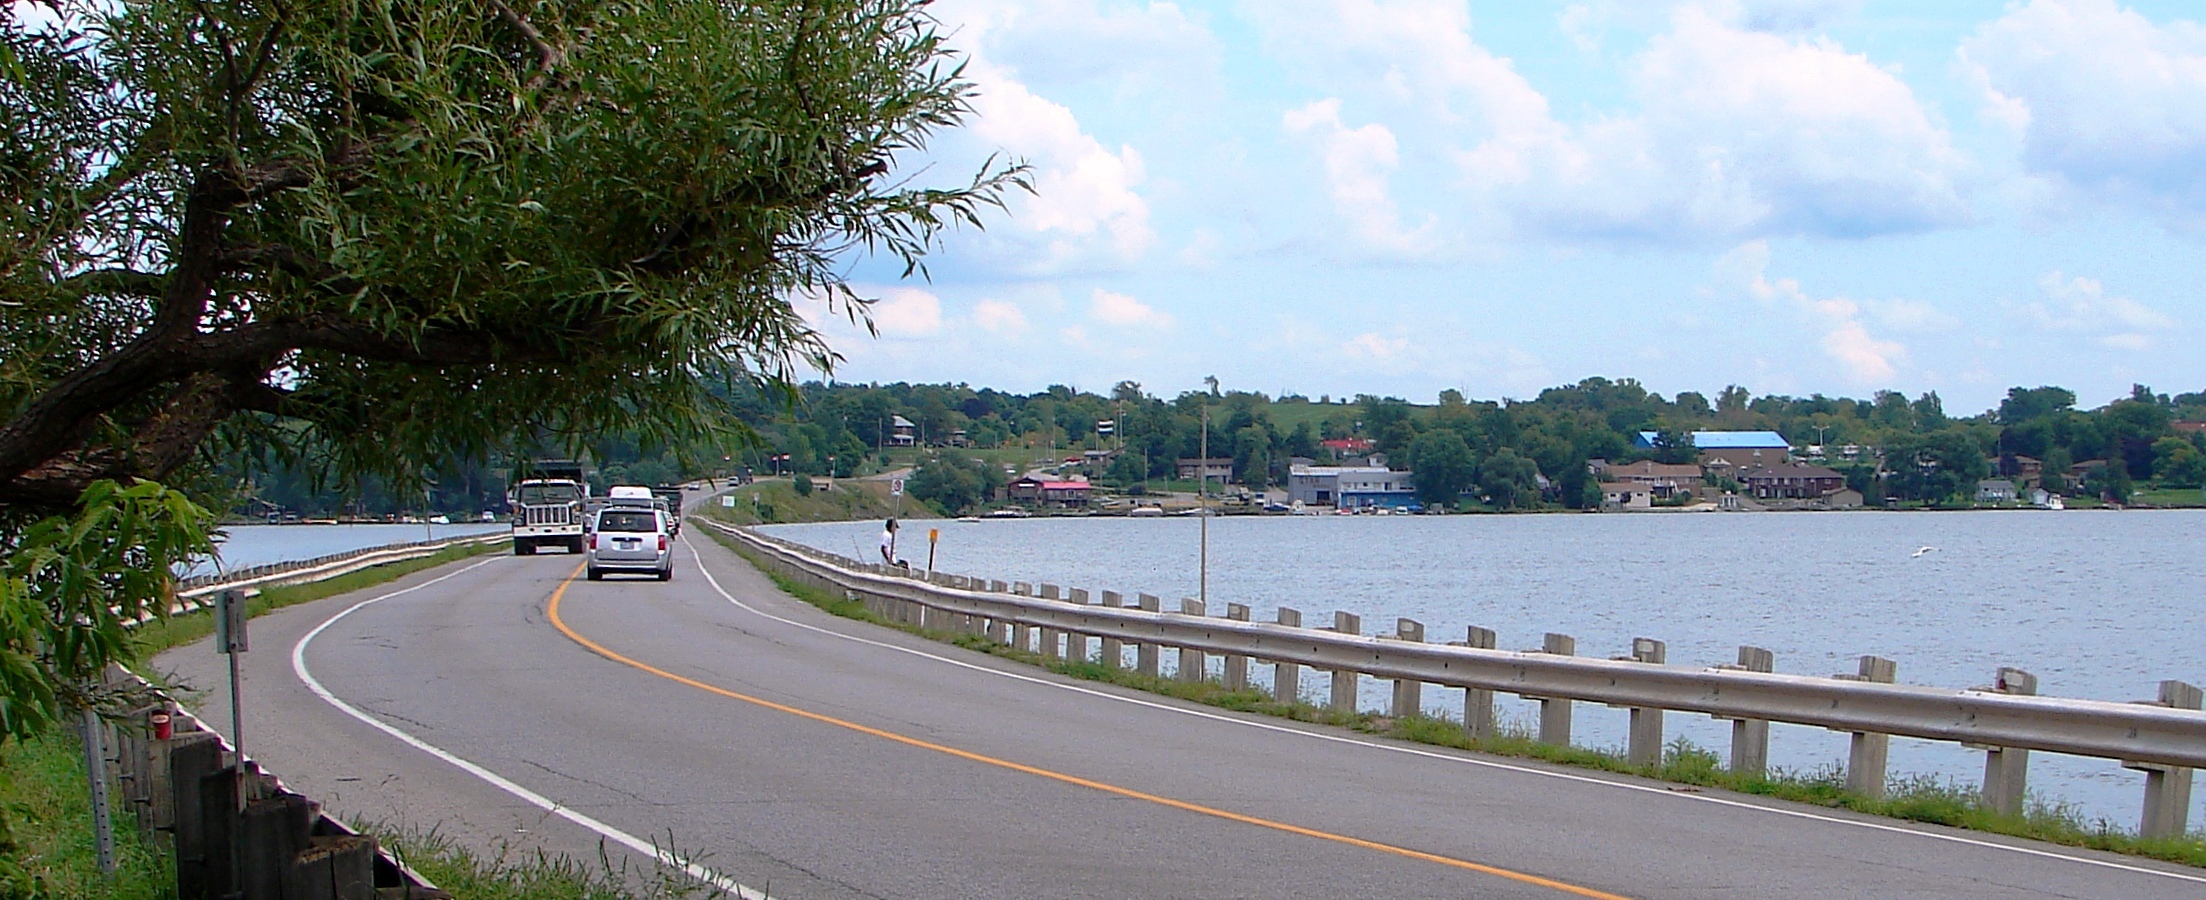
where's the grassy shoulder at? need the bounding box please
[0,730,171,900]
[707,526,2206,870]
[705,478,901,526]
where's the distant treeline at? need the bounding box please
[229,377,2206,516]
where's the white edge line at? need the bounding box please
[688,535,2206,887]
[288,555,771,900]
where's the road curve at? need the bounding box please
[156,525,2206,899]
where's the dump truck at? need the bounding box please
[510,459,590,555]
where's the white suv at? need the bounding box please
[585,507,673,581]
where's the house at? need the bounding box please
[1176,457,1234,481]
[1977,479,2017,503]
[1006,476,1092,508]
[1822,488,1865,508]
[1738,463,1846,499]
[1601,460,1704,499]
[888,415,917,447]
[946,428,970,447]
[1319,437,1375,457]
[1600,482,1652,509]
[1639,430,1791,469]
[1289,463,1415,509]
[1997,454,2043,489]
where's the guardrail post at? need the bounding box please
[1626,638,1666,767]
[1178,599,1207,682]
[1137,594,1162,677]
[1038,584,1062,660]
[2127,679,2201,839]
[1098,592,1125,670]
[1223,604,1251,690]
[1462,626,1496,739]
[1011,583,1033,652]
[1728,646,1774,777]
[1391,619,1424,718]
[1329,612,1362,713]
[1274,608,1303,703]
[1065,589,1090,663]
[987,581,1009,644]
[1843,655,1897,798]
[1978,667,2037,816]
[1536,633,1575,746]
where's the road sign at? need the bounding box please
[891,478,905,497]
[721,495,736,507]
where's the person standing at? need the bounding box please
[879,517,899,565]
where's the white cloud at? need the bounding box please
[1963,0,2206,226]
[1089,288,1174,328]
[870,287,944,337]
[2023,271,2178,350]
[1342,332,1409,359]
[1719,240,1908,384]
[965,64,1155,270]
[971,299,1031,336]
[1251,3,1969,243]
[1284,99,1437,256]
[1864,298,1962,333]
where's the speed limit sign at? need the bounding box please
[891,478,905,497]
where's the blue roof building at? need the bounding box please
[1634,430,1790,450]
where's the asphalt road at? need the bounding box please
[154,512,2206,899]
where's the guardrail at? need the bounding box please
[712,520,2205,841]
[177,532,509,601]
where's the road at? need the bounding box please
[154,513,2206,898]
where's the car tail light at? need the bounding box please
[657,535,668,551]
[589,534,598,550]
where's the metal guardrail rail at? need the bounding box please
[713,520,2205,839]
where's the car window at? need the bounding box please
[598,511,657,533]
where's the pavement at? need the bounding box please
[152,515,2206,899]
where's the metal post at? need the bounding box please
[1626,638,1666,767]
[1329,612,1362,713]
[1098,591,1124,670]
[1391,619,1424,718]
[1274,607,1303,703]
[1223,604,1251,691]
[1845,656,1897,798]
[1462,626,1497,739]
[80,707,116,873]
[1537,633,1575,746]
[1177,599,1206,682]
[1729,646,1774,777]
[1979,667,2037,816]
[2128,680,2201,839]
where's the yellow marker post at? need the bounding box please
[926,528,940,575]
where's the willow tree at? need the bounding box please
[0,0,1018,736]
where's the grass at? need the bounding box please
[706,478,900,526]
[371,825,732,900]
[0,729,172,900]
[710,526,2206,870]
[2131,487,2206,508]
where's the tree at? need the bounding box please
[1477,448,1541,510]
[1,0,1014,737]
[908,455,998,515]
[2151,436,2206,488]
[1884,429,1991,504]
[2084,462,2133,504]
[1409,431,1472,509]
[1648,428,1697,465]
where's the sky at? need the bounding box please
[803,0,2206,415]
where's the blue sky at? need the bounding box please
[808,0,2206,415]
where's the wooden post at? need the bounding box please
[1037,584,1062,660]
[1537,633,1575,746]
[197,765,240,899]
[169,733,222,898]
[1098,592,1124,671]
[1136,594,1161,677]
[1979,667,2037,816]
[1845,656,1897,798]
[2128,680,2201,840]
[1177,599,1206,682]
[1626,638,1666,768]
[1222,604,1251,690]
[1729,646,1774,777]
[237,792,314,899]
[285,835,379,900]
[1011,582,1033,652]
[1462,626,1497,739]
[1064,589,1090,663]
[1274,607,1303,703]
[1390,619,1424,718]
[987,581,1009,644]
[1329,612,1362,713]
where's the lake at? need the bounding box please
[765,510,2206,831]
[192,522,508,576]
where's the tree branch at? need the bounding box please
[486,0,563,92]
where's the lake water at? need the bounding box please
[765,510,2206,831]
[191,523,507,576]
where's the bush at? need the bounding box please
[793,474,814,496]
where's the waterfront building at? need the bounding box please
[1636,430,1791,469]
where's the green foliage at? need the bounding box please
[907,454,1001,515]
[792,474,814,496]
[0,729,172,899]
[1408,430,1472,508]
[1883,429,1991,505]
[1476,447,1541,510]
[1,480,213,742]
[2085,462,2134,503]
[2152,436,2205,488]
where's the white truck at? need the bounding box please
[511,460,590,555]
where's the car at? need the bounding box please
[585,507,673,581]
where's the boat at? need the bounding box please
[956,515,982,523]
[982,508,1032,519]
[1127,506,1164,518]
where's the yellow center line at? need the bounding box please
[547,566,1632,900]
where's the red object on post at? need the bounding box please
[149,710,173,740]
